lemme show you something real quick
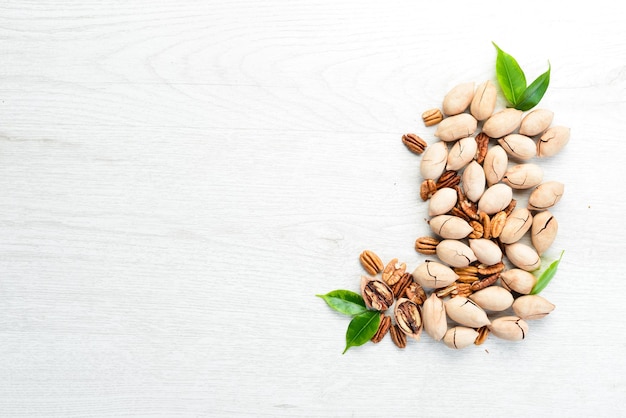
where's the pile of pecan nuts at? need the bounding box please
[360,80,568,349]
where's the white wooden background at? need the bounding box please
[1,1,625,416]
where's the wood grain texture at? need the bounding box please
[0,0,625,416]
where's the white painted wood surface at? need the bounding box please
[1,1,625,416]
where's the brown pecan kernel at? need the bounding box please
[475,132,490,164]
[362,277,394,311]
[436,170,461,190]
[395,299,422,338]
[470,273,500,291]
[468,220,484,239]
[474,326,490,345]
[405,282,427,305]
[371,314,391,343]
[504,198,517,216]
[414,236,440,255]
[422,108,443,127]
[477,262,505,276]
[392,272,413,299]
[390,324,407,348]
[456,186,479,220]
[435,282,472,298]
[490,211,507,238]
[453,266,478,276]
[420,179,437,201]
[454,283,473,298]
[459,199,479,220]
[382,258,406,286]
[359,250,384,276]
[457,275,479,284]
[448,207,471,222]
[402,133,428,155]
[480,211,492,240]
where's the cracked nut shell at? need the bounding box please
[489,316,529,341]
[444,296,491,328]
[360,276,394,311]
[443,326,479,349]
[412,260,459,289]
[436,239,478,268]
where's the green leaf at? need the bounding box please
[343,310,380,354]
[316,290,367,316]
[514,62,551,111]
[531,250,564,294]
[493,42,527,105]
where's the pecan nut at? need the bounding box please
[477,262,505,276]
[360,276,394,311]
[470,273,500,291]
[390,323,407,348]
[474,325,490,345]
[453,265,478,277]
[420,179,437,201]
[456,186,479,220]
[459,201,479,221]
[422,108,443,127]
[382,258,406,286]
[474,132,490,164]
[404,282,427,305]
[394,298,423,340]
[402,133,428,155]
[468,220,484,239]
[359,250,384,276]
[436,170,461,190]
[504,198,517,216]
[435,282,473,298]
[371,314,392,343]
[480,211,492,240]
[414,236,440,255]
[448,206,470,222]
[391,272,413,299]
[490,211,507,238]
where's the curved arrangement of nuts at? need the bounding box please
[363,80,567,349]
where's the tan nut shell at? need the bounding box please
[470,80,497,121]
[428,187,458,217]
[499,208,533,244]
[478,183,513,215]
[420,141,448,180]
[443,326,479,349]
[434,113,478,142]
[446,136,477,171]
[531,210,558,255]
[505,243,541,272]
[462,161,486,202]
[469,286,514,312]
[483,145,509,186]
[422,293,447,341]
[436,239,477,268]
[519,109,554,136]
[502,163,543,190]
[537,126,570,158]
[482,108,523,138]
[444,296,491,328]
[512,295,555,320]
[488,316,529,341]
[412,260,459,289]
[528,181,564,211]
[442,82,475,116]
[429,215,474,239]
[498,134,537,161]
[469,238,503,266]
[500,269,537,295]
